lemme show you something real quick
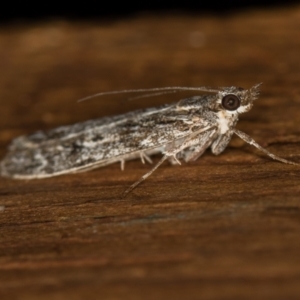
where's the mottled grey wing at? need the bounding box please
[1,104,213,178]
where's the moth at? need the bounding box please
[1,84,299,197]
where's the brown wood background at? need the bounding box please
[0,6,300,300]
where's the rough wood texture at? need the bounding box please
[1,6,300,300]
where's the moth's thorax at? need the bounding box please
[217,110,238,134]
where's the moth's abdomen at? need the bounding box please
[0,134,103,179]
[1,138,71,178]
[1,149,47,179]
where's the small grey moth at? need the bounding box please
[1,84,298,197]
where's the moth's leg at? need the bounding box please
[123,135,202,197]
[120,159,125,171]
[168,154,182,165]
[165,133,215,165]
[181,129,217,162]
[183,142,211,162]
[165,137,185,165]
[169,154,181,165]
[123,130,216,197]
[123,155,169,198]
[211,132,233,155]
[140,152,153,164]
[234,129,300,166]
[140,153,145,164]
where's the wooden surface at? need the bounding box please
[1,6,300,300]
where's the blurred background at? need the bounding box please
[0,1,299,139]
[1,1,300,22]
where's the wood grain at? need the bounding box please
[1,6,300,300]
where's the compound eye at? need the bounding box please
[222,94,241,111]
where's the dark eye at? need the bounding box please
[221,94,241,111]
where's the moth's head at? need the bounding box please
[214,83,261,114]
